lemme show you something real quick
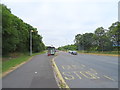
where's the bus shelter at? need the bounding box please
[47,46,55,56]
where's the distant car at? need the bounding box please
[68,50,72,53]
[71,51,77,55]
[56,50,59,52]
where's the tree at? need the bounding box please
[74,25,116,52]
[2,4,45,55]
[74,33,94,51]
[58,44,77,51]
[2,4,19,54]
[74,34,82,50]
[94,27,108,51]
[108,21,120,50]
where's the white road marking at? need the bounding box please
[35,72,37,74]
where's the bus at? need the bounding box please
[47,46,56,56]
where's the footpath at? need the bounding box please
[2,53,58,88]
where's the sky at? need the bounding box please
[2,0,119,48]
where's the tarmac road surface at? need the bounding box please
[54,51,118,88]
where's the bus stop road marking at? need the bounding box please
[51,57,70,89]
[103,75,115,81]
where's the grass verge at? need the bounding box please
[78,51,119,56]
[2,51,46,73]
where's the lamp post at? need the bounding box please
[118,1,120,22]
[30,30,33,56]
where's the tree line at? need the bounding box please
[58,44,77,51]
[1,4,45,55]
[58,21,120,52]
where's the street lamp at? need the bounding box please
[30,30,33,56]
[118,1,120,22]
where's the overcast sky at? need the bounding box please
[2,0,119,48]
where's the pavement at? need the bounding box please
[54,51,118,88]
[2,53,58,88]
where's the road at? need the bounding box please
[54,51,118,88]
[2,51,119,88]
[2,53,58,88]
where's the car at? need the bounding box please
[71,51,77,55]
[68,50,72,53]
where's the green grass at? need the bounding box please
[2,51,46,73]
[78,51,119,55]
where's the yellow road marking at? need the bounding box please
[79,71,100,79]
[90,68,98,74]
[73,71,82,79]
[71,65,78,69]
[103,75,115,81]
[82,64,86,67]
[80,71,90,79]
[62,72,75,80]
[85,71,100,79]
[61,65,72,70]
[51,58,70,89]
[62,66,65,69]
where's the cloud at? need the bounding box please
[2,0,118,47]
[2,0,119,3]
